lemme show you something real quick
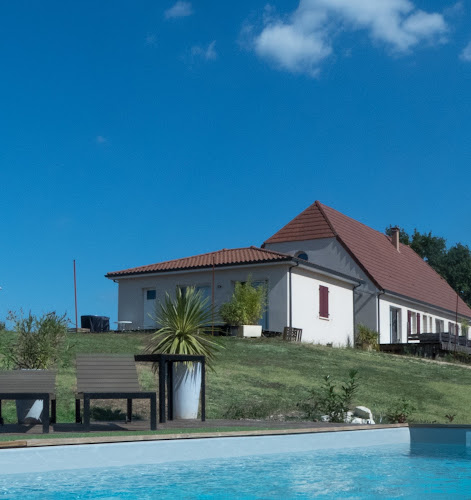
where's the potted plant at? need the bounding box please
[146,287,221,419]
[218,301,242,336]
[219,276,267,338]
[0,311,69,423]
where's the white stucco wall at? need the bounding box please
[291,267,354,346]
[265,238,378,333]
[115,263,289,332]
[378,294,467,344]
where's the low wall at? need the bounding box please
[409,424,471,446]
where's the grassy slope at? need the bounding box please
[1,333,471,424]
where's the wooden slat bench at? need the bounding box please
[0,370,56,434]
[75,355,157,431]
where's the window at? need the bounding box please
[390,307,401,343]
[146,290,156,300]
[319,285,329,319]
[423,315,427,332]
[407,311,418,336]
[296,251,308,261]
[436,319,444,333]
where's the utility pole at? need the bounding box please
[74,260,78,333]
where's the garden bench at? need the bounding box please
[75,354,156,431]
[0,370,56,434]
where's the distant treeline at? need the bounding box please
[386,226,471,307]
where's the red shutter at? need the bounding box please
[319,286,329,318]
[407,311,412,336]
[417,314,421,335]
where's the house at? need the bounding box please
[106,246,358,345]
[263,201,471,343]
[106,200,471,345]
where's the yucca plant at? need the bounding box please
[146,287,222,370]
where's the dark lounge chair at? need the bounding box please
[0,370,56,433]
[75,354,157,431]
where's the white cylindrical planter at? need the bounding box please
[16,369,44,424]
[172,362,202,419]
[16,399,44,424]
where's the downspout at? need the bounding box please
[288,261,299,329]
[377,290,385,342]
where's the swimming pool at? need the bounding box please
[0,428,470,498]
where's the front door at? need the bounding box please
[390,307,400,343]
[143,289,156,329]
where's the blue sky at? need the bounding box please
[1,0,471,326]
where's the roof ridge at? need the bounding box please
[315,201,338,237]
[319,201,399,242]
[106,246,293,277]
[134,246,260,268]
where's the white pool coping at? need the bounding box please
[0,427,410,475]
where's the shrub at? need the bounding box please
[355,324,379,350]
[301,369,359,423]
[219,276,267,326]
[0,320,5,332]
[0,311,69,369]
[385,398,415,423]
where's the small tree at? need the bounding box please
[0,311,69,369]
[219,276,267,326]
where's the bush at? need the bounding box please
[0,311,69,369]
[301,370,359,423]
[0,320,5,332]
[385,398,415,423]
[219,276,267,326]
[355,324,379,350]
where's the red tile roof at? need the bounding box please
[265,201,471,318]
[264,202,335,243]
[106,246,292,278]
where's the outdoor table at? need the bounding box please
[134,354,205,423]
[115,320,132,332]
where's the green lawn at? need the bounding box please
[1,332,471,425]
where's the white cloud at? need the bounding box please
[191,41,217,61]
[255,24,331,77]
[249,0,448,76]
[165,1,193,19]
[145,34,157,46]
[460,41,471,61]
[444,1,464,18]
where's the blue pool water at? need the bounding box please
[1,442,471,499]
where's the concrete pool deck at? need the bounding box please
[0,420,408,448]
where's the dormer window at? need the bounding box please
[296,251,308,261]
